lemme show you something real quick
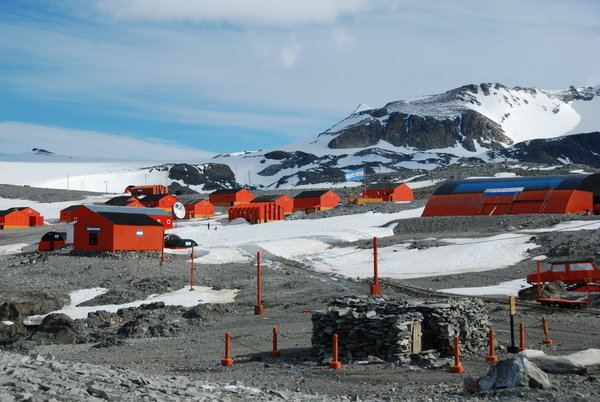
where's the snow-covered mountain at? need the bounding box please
[1,83,599,192]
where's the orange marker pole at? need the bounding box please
[541,315,553,345]
[370,237,381,296]
[518,322,526,352]
[221,332,234,366]
[328,334,342,369]
[486,328,499,363]
[270,325,281,357]
[254,251,265,316]
[535,260,542,300]
[450,335,465,373]
[189,245,195,291]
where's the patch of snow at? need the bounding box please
[24,286,238,326]
[526,220,600,233]
[0,243,30,256]
[1,321,14,326]
[440,278,530,296]
[0,195,109,222]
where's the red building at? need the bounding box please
[74,207,164,252]
[184,199,215,219]
[422,174,600,217]
[229,202,284,224]
[0,208,30,230]
[139,194,180,212]
[209,188,254,207]
[362,183,414,202]
[252,195,294,215]
[60,205,82,223]
[105,196,143,208]
[125,185,168,197]
[81,205,174,229]
[293,190,341,213]
[15,207,44,226]
[38,231,67,251]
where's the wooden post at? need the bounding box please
[449,336,465,373]
[221,332,234,366]
[519,322,526,352]
[254,251,265,315]
[370,237,381,296]
[270,325,281,357]
[328,334,342,369]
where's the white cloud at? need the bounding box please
[96,0,369,26]
[0,122,213,161]
[277,41,301,68]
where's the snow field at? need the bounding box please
[0,195,109,222]
[440,278,530,296]
[24,286,238,326]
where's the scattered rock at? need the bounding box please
[478,356,551,392]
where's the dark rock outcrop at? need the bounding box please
[168,163,238,190]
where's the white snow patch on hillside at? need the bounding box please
[0,243,30,256]
[526,220,600,233]
[306,233,535,280]
[24,286,238,326]
[440,278,529,296]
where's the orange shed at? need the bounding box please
[73,207,164,252]
[251,195,293,215]
[0,208,30,230]
[209,188,254,207]
[293,190,341,213]
[139,194,180,212]
[15,207,44,226]
[362,183,413,202]
[228,202,284,224]
[184,199,215,219]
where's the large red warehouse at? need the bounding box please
[74,208,164,252]
[228,202,284,224]
[422,174,600,217]
[362,183,414,202]
[251,195,294,215]
[0,209,30,230]
[184,199,214,219]
[293,190,341,213]
[82,205,174,229]
[209,188,254,207]
[15,207,44,226]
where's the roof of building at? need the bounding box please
[252,195,287,202]
[139,194,175,202]
[294,190,331,198]
[211,188,248,195]
[366,183,403,190]
[0,208,22,217]
[61,205,82,212]
[433,174,600,196]
[85,204,171,217]
[184,198,209,206]
[97,212,163,226]
[105,196,135,205]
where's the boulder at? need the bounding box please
[478,356,551,392]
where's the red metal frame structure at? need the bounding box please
[423,174,600,217]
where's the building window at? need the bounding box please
[89,233,98,246]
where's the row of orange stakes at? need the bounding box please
[219,316,554,371]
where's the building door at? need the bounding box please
[89,233,98,246]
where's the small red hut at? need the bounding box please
[105,196,143,208]
[139,194,180,212]
[184,199,215,219]
[15,207,44,226]
[362,183,414,202]
[0,208,30,230]
[38,231,67,251]
[293,190,341,213]
[209,188,254,207]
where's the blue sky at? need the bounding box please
[1,0,599,158]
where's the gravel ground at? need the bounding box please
[0,184,103,203]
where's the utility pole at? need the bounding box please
[248,169,251,187]
[104,180,108,193]
[66,175,70,190]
